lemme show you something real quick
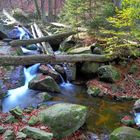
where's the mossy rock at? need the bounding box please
[87,86,101,96]
[21,126,53,140]
[129,64,138,74]
[28,116,39,126]
[98,65,120,82]
[3,130,15,140]
[38,103,87,139]
[110,126,140,140]
[28,75,60,93]
[10,106,23,118]
[81,62,100,74]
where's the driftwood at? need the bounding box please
[31,24,42,48]
[33,23,53,54]
[9,31,77,47]
[0,54,117,66]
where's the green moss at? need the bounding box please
[87,86,101,96]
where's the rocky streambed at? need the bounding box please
[0,23,140,140]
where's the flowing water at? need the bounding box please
[2,64,40,112]
[2,63,134,137]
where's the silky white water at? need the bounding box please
[2,64,40,112]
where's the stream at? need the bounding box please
[1,64,134,138]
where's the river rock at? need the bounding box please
[10,106,23,118]
[59,35,76,52]
[121,116,135,126]
[3,130,15,140]
[21,126,53,140]
[37,92,52,102]
[81,62,100,74]
[133,99,140,113]
[39,65,61,83]
[4,115,18,123]
[28,74,61,93]
[0,126,6,134]
[38,103,88,139]
[129,64,138,74]
[87,86,101,96]
[67,46,92,54]
[16,132,27,139]
[97,65,120,82]
[110,126,140,140]
[28,116,39,126]
[54,64,65,75]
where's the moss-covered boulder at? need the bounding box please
[28,74,61,93]
[110,126,140,140]
[38,103,87,139]
[21,126,53,140]
[81,62,100,74]
[97,65,120,82]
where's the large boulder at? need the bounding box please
[28,74,61,93]
[81,62,100,74]
[110,126,140,140]
[39,65,61,83]
[21,126,53,140]
[38,103,88,139]
[97,65,120,82]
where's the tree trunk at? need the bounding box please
[9,31,77,47]
[33,0,41,18]
[48,0,54,22]
[41,0,46,23]
[0,54,117,66]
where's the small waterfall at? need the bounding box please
[2,64,40,112]
[134,113,140,126]
[47,64,65,83]
[47,64,73,87]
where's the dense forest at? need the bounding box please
[0,0,140,140]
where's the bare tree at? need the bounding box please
[33,0,41,18]
[48,0,54,22]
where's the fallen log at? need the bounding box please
[0,54,117,66]
[9,31,77,47]
[33,23,54,54]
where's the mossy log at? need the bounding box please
[0,54,117,66]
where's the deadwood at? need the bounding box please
[0,54,117,66]
[9,31,77,47]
